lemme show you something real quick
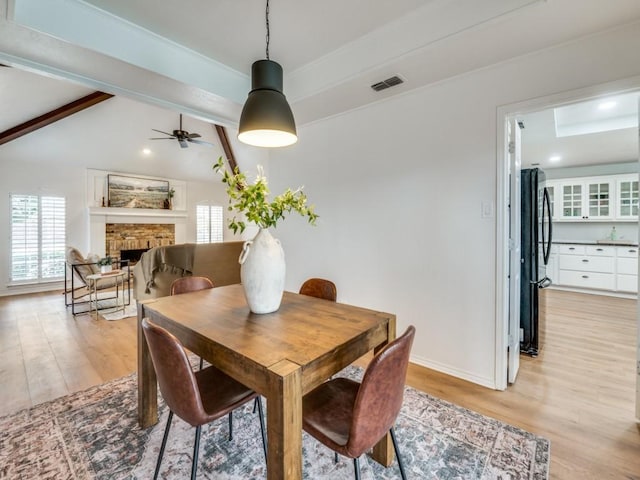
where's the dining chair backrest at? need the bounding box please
[299,278,337,302]
[347,326,415,457]
[141,318,207,426]
[170,276,214,296]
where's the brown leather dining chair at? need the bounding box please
[170,276,250,440]
[170,275,214,296]
[170,276,214,370]
[169,275,254,441]
[141,318,267,480]
[299,277,337,302]
[302,325,415,480]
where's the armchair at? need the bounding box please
[64,247,131,315]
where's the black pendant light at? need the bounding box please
[238,0,297,147]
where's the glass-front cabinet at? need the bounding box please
[586,180,612,219]
[560,182,583,219]
[616,175,639,220]
[548,173,640,221]
[556,178,614,221]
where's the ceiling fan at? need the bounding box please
[150,114,214,148]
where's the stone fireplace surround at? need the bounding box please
[105,223,175,261]
[88,207,187,259]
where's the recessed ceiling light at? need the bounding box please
[142,148,152,156]
[549,155,562,162]
[598,101,617,110]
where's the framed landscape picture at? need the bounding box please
[107,174,169,209]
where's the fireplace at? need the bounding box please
[120,248,150,264]
[105,223,175,261]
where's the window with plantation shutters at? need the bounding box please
[11,194,66,282]
[196,205,223,243]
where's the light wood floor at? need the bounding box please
[0,289,638,479]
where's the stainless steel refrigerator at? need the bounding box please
[520,168,553,356]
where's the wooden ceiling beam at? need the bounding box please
[214,124,239,173]
[0,91,114,146]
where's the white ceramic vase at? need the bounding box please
[239,229,286,314]
[100,265,112,274]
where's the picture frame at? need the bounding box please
[107,174,170,209]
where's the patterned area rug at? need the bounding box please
[101,302,137,321]
[0,367,549,479]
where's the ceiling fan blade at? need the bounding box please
[188,138,215,147]
[188,132,201,139]
[178,139,189,148]
[149,137,175,140]
[151,129,175,137]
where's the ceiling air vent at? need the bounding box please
[371,75,404,92]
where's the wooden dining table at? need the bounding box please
[137,283,396,479]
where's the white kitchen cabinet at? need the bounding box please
[558,181,583,220]
[558,270,616,290]
[550,173,640,222]
[557,177,614,221]
[585,245,615,256]
[615,175,639,220]
[617,274,638,292]
[557,244,615,291]
[553,243,638,294]
[559,254,614,273]
[557,244,584,255]
[616,246,638,292]
[617,246,639,258]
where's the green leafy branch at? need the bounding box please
[213,157,318,234]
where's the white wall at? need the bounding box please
[268,22,640,388]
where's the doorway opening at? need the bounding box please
[496,80,640,415]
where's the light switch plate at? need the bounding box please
[481,201,494,218]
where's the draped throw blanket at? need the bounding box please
[140,244,196,293]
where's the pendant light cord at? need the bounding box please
[265,0,270,60]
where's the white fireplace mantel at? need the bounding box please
[88,207,188,218]
[88,208,188,256]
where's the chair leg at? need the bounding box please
[199,357,204,370]
[390,427,407,480]
[228,411,233,441]
[335,452,339,464]
[253,396,258,413]
[256,396,268,463]
[153,411,174,480]
[353,457,361,480]
[191,425,202,480]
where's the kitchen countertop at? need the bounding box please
[553,240,639,247]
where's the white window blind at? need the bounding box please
[196,205,223,243]
[11,194,66,282]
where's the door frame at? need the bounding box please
[506,117,522,383]
[495,75,640,392]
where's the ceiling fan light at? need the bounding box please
[238,60,297,148]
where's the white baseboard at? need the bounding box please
[1,281,64,297]
[410,354,497,390]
